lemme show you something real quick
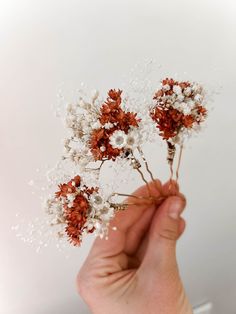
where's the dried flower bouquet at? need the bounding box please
[45,79,207,246]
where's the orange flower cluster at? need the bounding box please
[150,78,207,140]
[64,193,90,246]
[151,107,201,139]
[90,89,140,160]
[55,175,81,198]
[55,175,97,246]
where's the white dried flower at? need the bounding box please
[100,146,106,152]
[104,122,114,129]
[181,104,192,115]
[194,94,203,102]
[173,85,182,95]
[90,193,103,207]
[186,100,195,109]
[125,129,141,149]
[163,84,170,91]
[109,130,127,149]
[91,121,102,129]
[67,193,76,203]
[183,87,192,96]
[172,101,181,110]
[177,94,185,102]
[192,83,202,93]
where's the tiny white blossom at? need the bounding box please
[194,94,203,102]
[186,100,195,109]
[172,101,181,110]
[162,84,170,91]
[100,209,115,221]
[67,193,76,203]
[177,94,185,102]
[192,83,202,93]
[173,85,182,95]
[104,122,114,129]
[91,121,102,129]
[100,146,106,152]
[182,104,192,115]
[184,87,192,96]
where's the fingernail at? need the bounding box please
[168,197,184,220]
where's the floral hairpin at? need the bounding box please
[46,175,116,245]
[45,79,208,246]
[150,78,207,179]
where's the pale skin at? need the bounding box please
[77,179,193,314]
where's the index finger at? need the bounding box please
[89,179,165,256]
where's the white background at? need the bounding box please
[0,0,236,313]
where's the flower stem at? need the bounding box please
[167,141,176,180]
[137,147,162,194]
[130,152,152,196]
[114,193,149,200]
[176,144,183,183]
[135,167,152,196]
[115,192,163,202]
[85,159,107,171]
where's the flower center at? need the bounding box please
[115,136,125,145]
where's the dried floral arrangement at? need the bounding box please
[45,78,208,246]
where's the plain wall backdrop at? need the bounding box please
[0,0,236,313]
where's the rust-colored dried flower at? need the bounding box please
[53,175,101,246]
[89,127,121,160]
[55,175,81,198]
[151,78,207,141]
[90,89,141,160]
[65,193,89,246]
[55,183,76,198]
[151,107,184,139]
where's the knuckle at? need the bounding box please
[159,228,178,242]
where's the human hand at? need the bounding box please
[77,180,193,314]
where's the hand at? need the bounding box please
[77,180,193,314]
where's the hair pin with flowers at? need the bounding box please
[46,79,208,246]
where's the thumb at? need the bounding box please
[140,196,186,272]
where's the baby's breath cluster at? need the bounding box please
[63,90,101,168]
